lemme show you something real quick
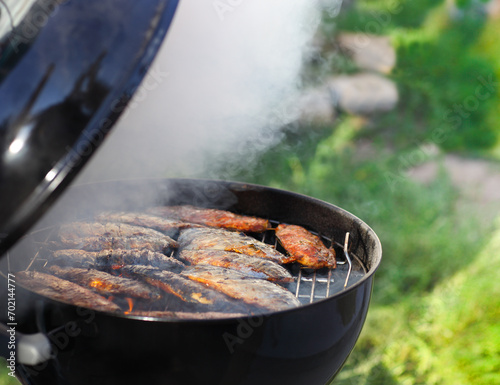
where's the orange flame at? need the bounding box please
[89,279,115,292]
[124,297,134,315]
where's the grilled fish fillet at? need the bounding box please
[50,249,185,271]
[48,266,161,300]
[57,222,178,252]
[59,222,176,241]
[119,265,251,314]
[275,224,336,269]
[178,227,291,264]
[182,265,301,311]
[53,235,177,253]
[16,271,121,313]
[148,205,270,233]
[95,212,198,237]
[178,249,293,282]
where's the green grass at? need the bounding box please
[330,0,446,32]
[337,217,500,385]
[473,17,500,159]
[390,8,498,151]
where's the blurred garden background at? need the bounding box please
[229,0,500,383]
[1,0,499,384]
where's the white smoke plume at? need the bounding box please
[76,0,337,183]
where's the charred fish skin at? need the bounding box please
[58,222,179,251]
[48,266,161,300]
[275,224,336,269]
[178,249,293,282]
[50,249,98,268]
[119,265,252,314]
[148,205,270,233]
[16,271,121,313]
[50,249,185,272]
[52,234,178,253]
[181,265,301,312]
[59,222,175,241]
[95,212,198,237]
[178,227,292,264]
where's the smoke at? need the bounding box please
[76,0,332,183]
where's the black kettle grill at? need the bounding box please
[0,2,382,384]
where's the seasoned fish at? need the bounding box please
[48,266,161,300]
[95,212,198,237]
[16,271,121,313]
[178,249,293,282]
[53,235,177,253]
[119,265,251,314]
[50,249,185,271]
[59,222,176,242]
[182,265,301,311]
[129,311,245,320]
[178,227,291,264]
[275,224,336,269]
[148,205,270,233]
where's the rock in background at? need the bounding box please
[329,73,399,115]
[297,29,399,122]
[337,33,396,74]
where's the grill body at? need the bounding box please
[1,179,382,385]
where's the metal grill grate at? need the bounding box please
[258,222,366,305]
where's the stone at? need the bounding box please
[408,154,500,220]
[337,33,396,74]
[328,73,399,114]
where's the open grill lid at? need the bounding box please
[0,0,179,255]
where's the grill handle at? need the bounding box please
[0,323,51,366]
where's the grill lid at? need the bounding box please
[0,0,179,255]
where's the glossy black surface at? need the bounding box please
[0,0,179,255]
[0,179,382,385]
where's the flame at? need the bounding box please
[124,297,134,315]
[89,279,115,292]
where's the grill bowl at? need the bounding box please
[2,178,382,385]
